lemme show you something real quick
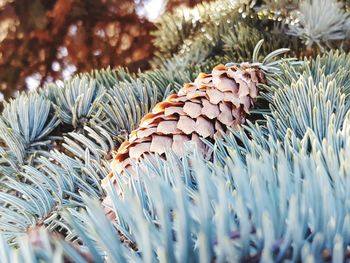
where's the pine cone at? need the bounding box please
[102,63,265,189]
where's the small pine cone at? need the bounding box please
[102,63,265,189]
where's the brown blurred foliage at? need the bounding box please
[0,0,203,99]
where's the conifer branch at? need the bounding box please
[288,0,350,49]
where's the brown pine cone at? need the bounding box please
[101,63,266,190]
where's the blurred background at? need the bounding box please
[0,0,203,100]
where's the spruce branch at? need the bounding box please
[92,79,159,142]
[288,0,350,48]
[2,105,350,261]
[44,76,106,128]
[0,0,350,260]
[152,0,238,58]
[10,115,350,262]
[0,67,163,245]
[262,51,350,140]
[0,93,60,163]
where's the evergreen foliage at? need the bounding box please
[288,0,350,48]
[1,0,350,262]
